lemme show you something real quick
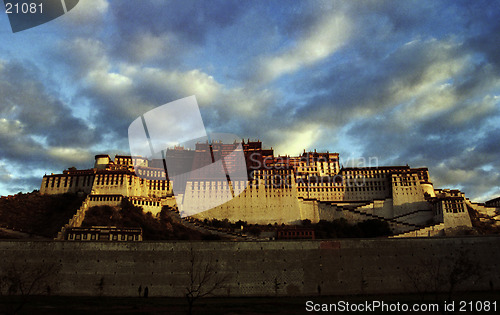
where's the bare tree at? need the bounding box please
[405,248,484,312]
[96,276,105,296]
[273,277,281,296]
[0,262,60,314]
[405,256,447,299]
[185,247,231,315]
[445,249,484,299]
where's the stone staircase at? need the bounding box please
[167,208,262,241]
[390,223,445,238]
[56,195,92,240]
[340,202,435,234]
[465,199,499,217]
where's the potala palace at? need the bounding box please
[40,140,499,238]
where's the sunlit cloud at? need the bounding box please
[256,12,351,82]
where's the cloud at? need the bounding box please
[0,60,102,194]
[48,147,94,164]
[290,38,468,127]
[269,123,323,156]
[0,60,99,147]
[62,37,280,142]
[254,11,351,83]
[107,0,249,64]
[59,38,110,77]
[124,32,173,62]
[64,0,109,25]
[130,67,222,106]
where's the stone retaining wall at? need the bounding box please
[0,236,498,297]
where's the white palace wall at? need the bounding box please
[391,174,431,217]
[40,174,94,195]
[191,181,305,225]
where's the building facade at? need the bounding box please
[41,140,498,236]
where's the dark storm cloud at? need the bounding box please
[291,38,463,126]
[280,0,498,129]
[113,0,245,41]
[108,0,249,63]
[476,127,500,157]
[0,59,102,191]
[0,163,47,194]
[345,92,499,167]
[0,121,95,174]
[0,60,100,147]
[1,175,43,194]
[461,1,500,70]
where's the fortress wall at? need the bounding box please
[342,175,391,202]
[392,179,431,217]
[355,203,375,216]
[298,199,320,223]
[467,201,498,217]
[317,202,371,223]
[394,210,435,226]
[129,198,162,216]
[191,184,303,225]
[93,176,169,199]
[161,197,177,208]
[146,180,173,198]
[355,199,394,219]
[343,185,390,202]
[316,202,338,221]
[92,182,129,196]
[92,175,172,199]
[303,187,345,201]
[387,222,418,234]
[126,176,151,198]
[181,180,235,217]
[0,237,498,297]
[40,175,93,195]
[317,199,395,224]
[371,199,394,218]
[444,210,473,229]
[87,195,122,208]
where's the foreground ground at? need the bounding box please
[1,291,498,314]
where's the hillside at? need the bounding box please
[0,191,86,238]
[81,198,209,240]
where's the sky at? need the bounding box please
[0,0,499,202]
